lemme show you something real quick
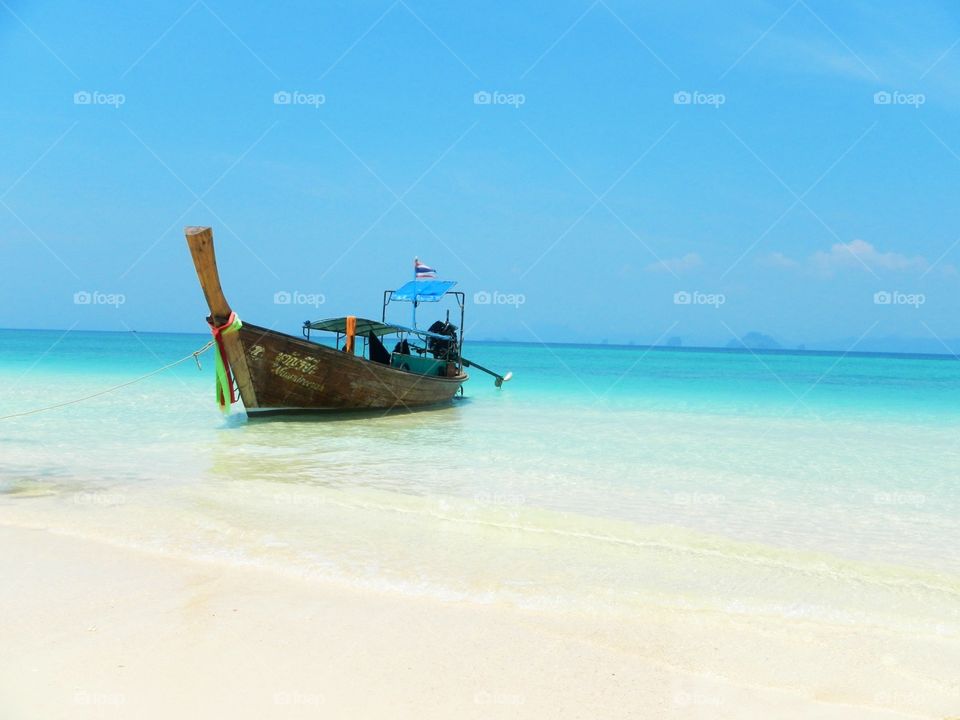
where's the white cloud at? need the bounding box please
[759,252,799,269]
[811,239,927,275]
[762,240,930,276]
[646,252,701,274]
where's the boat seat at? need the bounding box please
[368,331,391,365]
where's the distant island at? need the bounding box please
[726,331,782,350]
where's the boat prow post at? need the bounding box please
[184,226,258,410]
[185,226,233,324]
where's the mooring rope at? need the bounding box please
[0,340,216,421]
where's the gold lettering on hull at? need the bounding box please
[274,367,325,392]
[271,351,324,392]
[273,352,320,374]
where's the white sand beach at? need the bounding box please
[2,524,951,719]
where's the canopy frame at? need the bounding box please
[382,284,465,375]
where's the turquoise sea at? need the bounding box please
[2,328,960,704]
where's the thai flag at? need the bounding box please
[414,258,436,278]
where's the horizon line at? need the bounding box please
[1,327,957,362]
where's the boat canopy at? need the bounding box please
[390,279,457,303]
[304,316,452,340]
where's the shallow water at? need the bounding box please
[2,328,959,651]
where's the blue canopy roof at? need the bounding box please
[391,279,457,303]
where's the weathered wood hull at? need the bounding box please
[185,225,466,416]
[233,323,467,414]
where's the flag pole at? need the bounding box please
[412,257,418,329]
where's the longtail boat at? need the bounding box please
[186,226,509,416]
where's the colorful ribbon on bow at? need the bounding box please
[208,312,243,411]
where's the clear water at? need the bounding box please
[2,328,960,642]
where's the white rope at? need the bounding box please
[0,340,216,421]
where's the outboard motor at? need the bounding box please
[427,320,459,361]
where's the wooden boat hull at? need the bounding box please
[233,323,467,414]
[185,225,467,415]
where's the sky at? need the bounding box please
[1,0,960,352]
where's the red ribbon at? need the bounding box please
[209,312,239,407]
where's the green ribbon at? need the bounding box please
[210,313,243,412]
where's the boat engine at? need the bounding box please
[427,320,459,361]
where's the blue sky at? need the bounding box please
[2,0,960,351]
